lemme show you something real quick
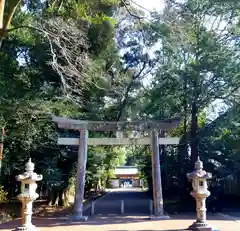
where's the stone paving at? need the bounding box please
[84,188,150,216]
[1,188,240,231]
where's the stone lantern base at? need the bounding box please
[188,221,220,231]
[14,224,39,231]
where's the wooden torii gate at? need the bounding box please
[52,116,181,220]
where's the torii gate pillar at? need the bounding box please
[72,129,88,221]
[150,129,169,220]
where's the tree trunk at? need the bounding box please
[58,188,64,206]
[178,80,189,195]
[191,100,198,166]
[0,0,22,47]
[97,178,102,192]
[48,188,52,205]
[106,176,110,188]
[180,73,190,163]
[191,20,201,167]
[57,188,70,207]
[0,0,5,29]
[48,188,59,206]
[3,0,21,30]
[63,188,71,206]
[84,181,92,197]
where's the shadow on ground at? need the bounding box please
[0,213,233,229]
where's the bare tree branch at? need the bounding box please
[37,18,95,104]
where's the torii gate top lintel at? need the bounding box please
[52,116,182,132]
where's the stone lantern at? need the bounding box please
[187,157,217,231]
[15,158,43,231]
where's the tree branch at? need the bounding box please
[0,0,5,29]
[121,0,145,20]
[2,0,21,31]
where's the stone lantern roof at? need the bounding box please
[187,157,212,180]
[25,158,35,172]
[16,158,42,183]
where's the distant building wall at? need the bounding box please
[111,179,120,188]
[110,178,142,188]
[116,174,138,179]
[132,179,140,187]
[111,166,141,188]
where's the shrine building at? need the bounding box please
[111,166,143,188]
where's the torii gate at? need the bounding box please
[52,116,181,220]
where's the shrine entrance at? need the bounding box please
[114,166,141,188]
[52,116,181,220]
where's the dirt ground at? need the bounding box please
[1,214,240,231]
[1,189,240,231]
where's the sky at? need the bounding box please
[133,0,165,13]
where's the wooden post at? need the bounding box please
[73,129,88,221]
[91,201,95,216]
[120,200,124,214]
[150,129,168,219]
[149,199,153,215]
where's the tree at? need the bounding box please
[0,0,146,209]
[146,0,240,165]
[0,0,22,44]
[117,0,240,201]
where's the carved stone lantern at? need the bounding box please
[15,158,43,231]
[187,157,218,231]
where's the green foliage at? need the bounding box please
[0,186,8,203]
[88,20,115,54]
[0,0,122,199]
